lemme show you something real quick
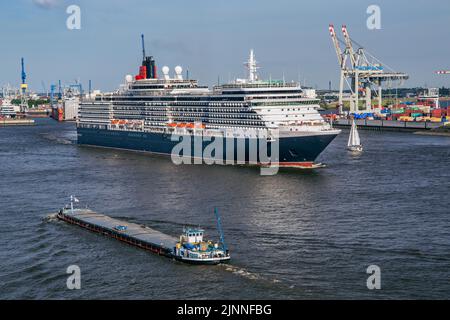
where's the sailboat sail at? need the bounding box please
[353,122,361,146]
[347,124,353,147]
[348,120,361,147]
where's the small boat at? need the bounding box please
[173,208,230,265]
[347,119,363,152]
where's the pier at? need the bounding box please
[58,208,178,258]
[333,119,443,132]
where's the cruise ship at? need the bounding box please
[77,47,340,168]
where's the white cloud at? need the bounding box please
[32,0,61,9]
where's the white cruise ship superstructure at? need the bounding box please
[77,47,340,168]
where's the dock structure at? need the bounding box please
[328,24,408,114]
[333,119,443,132]
[58,208,178,257]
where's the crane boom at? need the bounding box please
[341,25,357,68]
[21,58,26,85]
[214,207,227,250]
[329,24,343,68]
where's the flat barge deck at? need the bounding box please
[57,208,178,258]
[334,119,443,132]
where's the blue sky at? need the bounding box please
[1,0,450,92]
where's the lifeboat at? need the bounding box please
[177,123,187,128]
[167,123,177,128]
[111,119,120,125]
[186,123,195,129]
[118,120,127,125]
[193,123,206,129]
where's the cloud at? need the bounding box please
[32,0,61,9]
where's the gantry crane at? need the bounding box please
[329,24,409,114]
[20,58,28,113]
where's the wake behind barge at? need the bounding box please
[57,199,230,265]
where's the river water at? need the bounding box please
[0,118,449,299]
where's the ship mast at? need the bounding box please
[141,34,146,61]
[245,49,259,82]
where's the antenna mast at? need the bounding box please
[245,49,259,82]
[141,34,146,61]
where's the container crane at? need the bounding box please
[329,24,409,114]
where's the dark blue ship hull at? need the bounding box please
[77,128,338,167]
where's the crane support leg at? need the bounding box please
[338,70,344,114]
[378,85,382,109]
[366,85,372,111]
[354,72,359,113]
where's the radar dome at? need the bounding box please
[125,75,133,83]
[174,66,183,80]
[162,66,170,80]
[162,66,170,75]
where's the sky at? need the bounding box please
[1,0,450,92]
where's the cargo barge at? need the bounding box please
[333,118,443,132]
[57,197,230,264]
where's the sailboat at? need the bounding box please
[347,119,363,152]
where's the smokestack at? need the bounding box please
[139,34,157,79]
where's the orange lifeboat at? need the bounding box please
[118,120,127,125]
[194,123,206,129]
[167,123,177,128]
[111,119,120,125]
[177,123,187,128]
[186,123,195,129]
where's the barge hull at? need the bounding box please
[57,209,178,258]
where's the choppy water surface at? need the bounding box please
[0,118,449,299]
